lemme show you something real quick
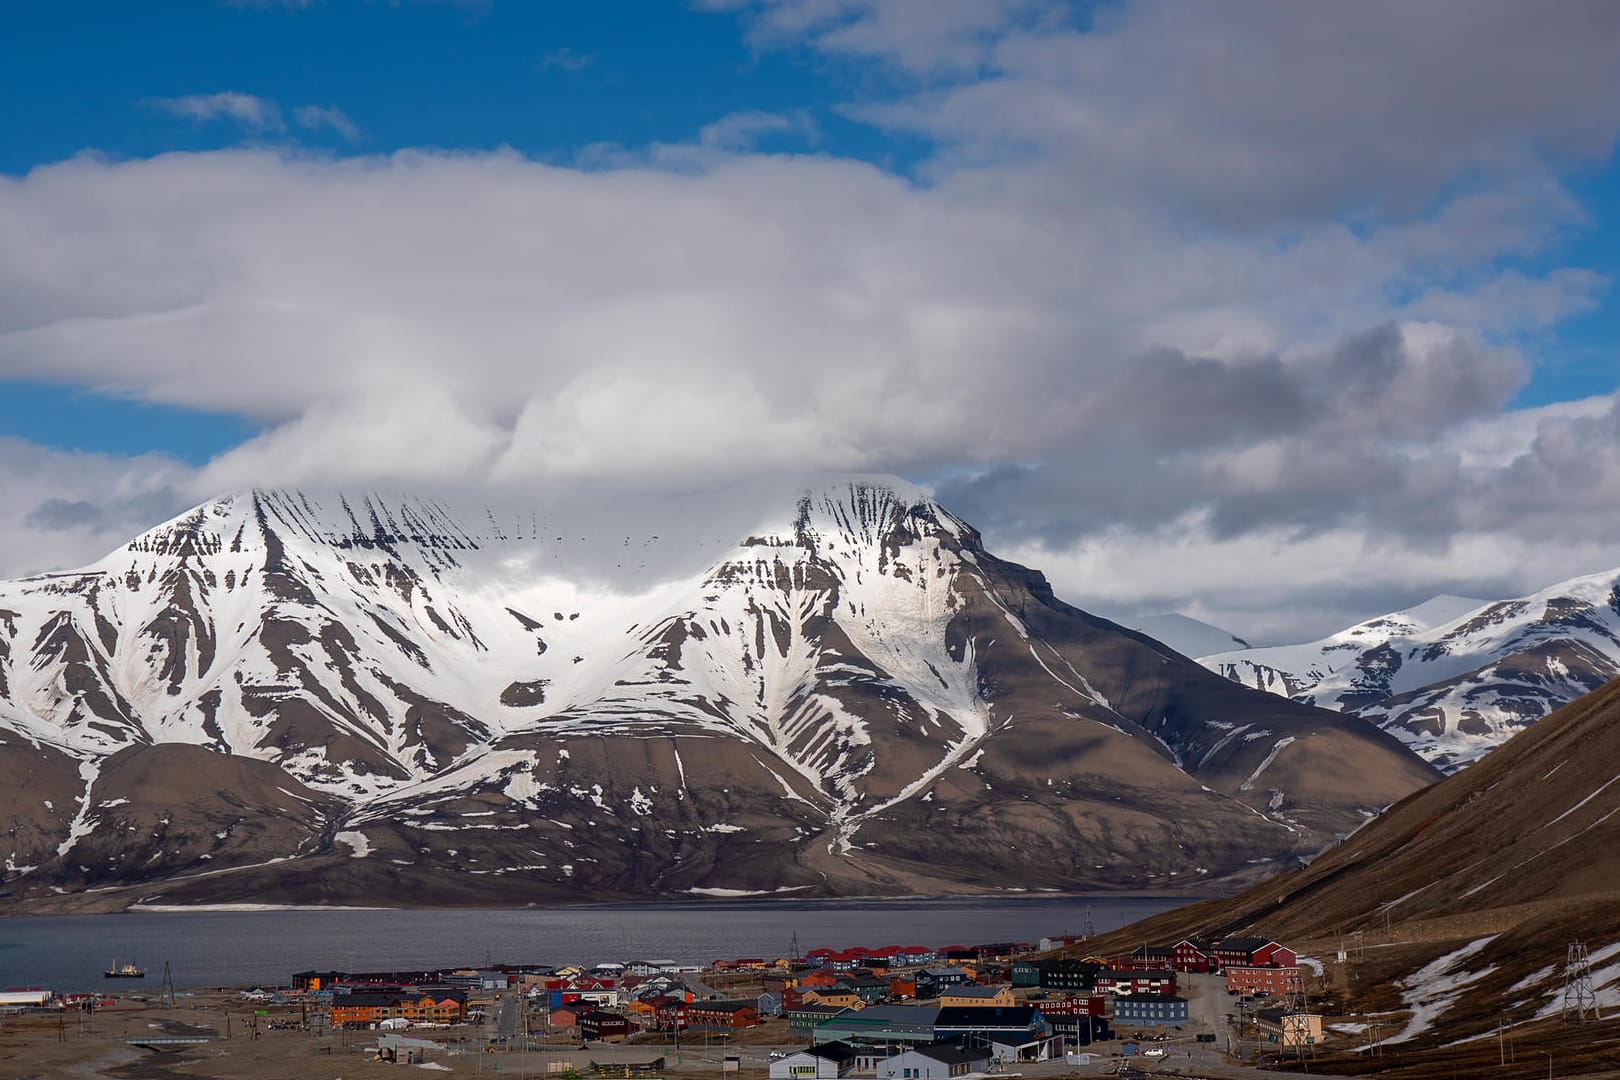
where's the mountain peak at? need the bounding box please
[1205,574,1620,771]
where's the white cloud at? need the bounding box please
[3,1,1619,637]
[539,47,596,73]
[1007,519,1620,645]
[702,0,1063,75]
[149,92,285,131]
[294,104,361,142]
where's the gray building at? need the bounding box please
[876,1043,992,1080]
[812,1005,941,1047]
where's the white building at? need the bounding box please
[769,1041,859,1079]
[0,990,53,1008]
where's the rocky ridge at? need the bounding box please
[0,481,1437,909]
[1203,579,1620,771]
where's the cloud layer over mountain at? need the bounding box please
[3,0,1620,641]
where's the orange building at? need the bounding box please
[330,991,467,1028]
[939,985,1015,1008]
[1225,966,1301,997]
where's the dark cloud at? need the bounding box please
[938,323,1530,546]
[843,0,1620,226]
[25,498,107,531]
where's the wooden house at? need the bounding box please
[938,985,1015,1008]
[687,1000,760,1030]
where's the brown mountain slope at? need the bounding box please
[1083,676,1620,1077]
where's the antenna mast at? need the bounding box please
[160,961,176,1010]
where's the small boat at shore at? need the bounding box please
[104,960,145,979]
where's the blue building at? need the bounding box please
[1111,994,1189,1028]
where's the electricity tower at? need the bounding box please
[1562,941,1600,1023]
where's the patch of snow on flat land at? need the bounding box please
[684,885,813,897]
[1299,957,1324,976]
[1379,936,1499,1046]
[335,830,371,857]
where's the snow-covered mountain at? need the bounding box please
[1203,580,1620,770]
[0,481,1437,909]
[1127,614,1250,660]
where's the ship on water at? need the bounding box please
[104,960,145,979]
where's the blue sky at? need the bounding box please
[3,0,1620,639]
[2,0,929,462]
[3,1,1616,458]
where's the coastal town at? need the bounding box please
[0,931,1330,1078]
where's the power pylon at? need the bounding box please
[1562,941,1600,1023]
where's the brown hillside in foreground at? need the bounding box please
[1089,676,1620,947]
[1081,676,1620,1078]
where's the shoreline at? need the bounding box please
[1,886,1227,919]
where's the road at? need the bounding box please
[495,990,521,1040]
[1185,970,1236,1058]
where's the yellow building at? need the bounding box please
[939,986,1015,1008]
[802,989,862,1009]
[1255,1010,1322,1048]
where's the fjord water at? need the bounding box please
[0,897,1188,991]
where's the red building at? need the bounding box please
[1225,966,1301,996]
[654,1000,690,1031]
[1125,947,1175,971]
[1253,943,1298,968]
[1095,969,1177,996]
[1211,937,1282,971]
[686,1001,759,1029]
[578,1010,637,1041]
[1170,940,1213,973]
[1034,995,1109,1017]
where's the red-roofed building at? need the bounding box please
[1253,944,1298,969]
[1034,996,1108,1017]
[1095,969,1178,996]
[1171,940,1213,974]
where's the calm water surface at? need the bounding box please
[0,897,1190,993]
